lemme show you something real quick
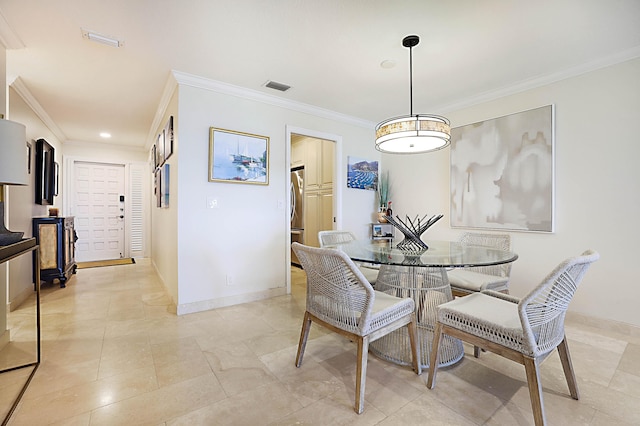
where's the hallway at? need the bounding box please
[1,261,638,425]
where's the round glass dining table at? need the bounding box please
[326,239,518,369]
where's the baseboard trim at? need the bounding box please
[566,311,640,338]
[8,286,33,312]
[177,287,287,316]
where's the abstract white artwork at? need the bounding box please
[450,105,554,232]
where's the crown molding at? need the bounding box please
[0,10,24,49]
[145,73,178,151]
[9,76,67,142]
[171,70,376,130]
[438,45,640,114]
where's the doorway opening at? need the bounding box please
[286,126,343,294]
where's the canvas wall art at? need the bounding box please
[347,156,378,190]
[209,127,269,185]
[450,105,554,232]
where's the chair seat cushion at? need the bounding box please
[447,269,509,292]
[437,292,530,355]
[358,266,379,285]
[366,290,415,334]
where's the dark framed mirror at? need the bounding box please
[35,139,55,205]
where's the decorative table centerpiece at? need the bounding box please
[384,214,443,250]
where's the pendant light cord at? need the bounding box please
[409,44,413,116]
[402,35,419,116]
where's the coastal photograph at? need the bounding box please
[347,156,378,190]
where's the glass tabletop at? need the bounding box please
[327,239,518,268]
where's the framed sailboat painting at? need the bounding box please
[208,127,269,185]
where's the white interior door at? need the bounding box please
[73,162,126,262]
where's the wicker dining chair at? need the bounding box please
[427,249,599,426]
[292,242,421,414]
[318,230,379,285]
[447,232,512,297]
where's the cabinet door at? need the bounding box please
[320,191,334,232]
[290,139,305,168]
[305,140,320,191]
[320,140,334,189]
[38,223,59,269]
[63,218,75,268]
[304,192,320,247]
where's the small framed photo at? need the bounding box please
[151,144,158,170]
[373,224,383,237]
[209,127,269,185]
[164,116,174,162]
[156,130,165,167]
[154,168,161,208]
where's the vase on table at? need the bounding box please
[377,207,388,223]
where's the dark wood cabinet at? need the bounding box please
[32,216,77,287]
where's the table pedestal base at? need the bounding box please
[371,265,464,369]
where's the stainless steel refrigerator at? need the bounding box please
[290,166,304,266]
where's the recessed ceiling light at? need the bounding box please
[380,60,396,69]
[100,132,111,138]
[81,28,124,48]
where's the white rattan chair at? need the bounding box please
[292,242,421,414]
[427,250,599,426]
[447,232,512,297]
[318,230,379,285]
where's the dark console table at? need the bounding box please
[32,216,77,287]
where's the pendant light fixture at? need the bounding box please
[375,35,451,154]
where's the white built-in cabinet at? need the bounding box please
[291,136,334,247]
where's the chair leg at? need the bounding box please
[354,336,369,414]
[523,356,546,426]
[407,314,422,375]
[426,321,444,389]
[473,346,481,358]
[557,337,580,400]
[295,312,312,368]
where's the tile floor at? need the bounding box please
[1,259,639,425]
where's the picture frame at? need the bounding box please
[372,224,383,237]
[209,127,269,185]
[151,144,158,170]
[163,116,174,162]
[156,130,165,168]
[347,156,378,190]
[450,105,555,232]
[161,163,170,208]
[35,138,55,205]
[154,168,161,208]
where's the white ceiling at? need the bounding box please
[2,0,639,150]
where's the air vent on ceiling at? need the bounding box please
[264,80,291,92]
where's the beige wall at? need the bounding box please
[170,77,378,314]
[6,86,64,309]
[150,88,179,307]
[385,58,640,328]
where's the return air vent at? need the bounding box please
[264,80,291,92]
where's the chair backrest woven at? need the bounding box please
[518,249,599,357]
[318,230,357,248]
[292,242,375,336]
[458,232,512,278]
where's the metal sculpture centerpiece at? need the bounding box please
[384,214,443,251]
